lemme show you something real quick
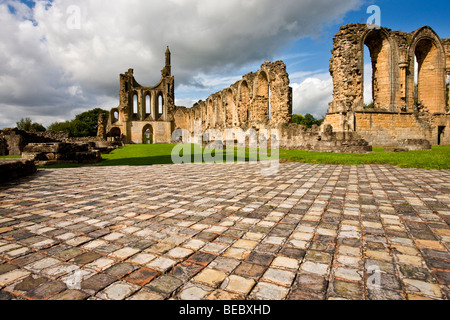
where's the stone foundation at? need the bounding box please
[280,124,372,153]
[0,159,37,183]
[22,143,102,166]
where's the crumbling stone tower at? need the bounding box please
[324,24,450,146]
[105,47,175,144]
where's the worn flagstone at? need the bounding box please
[0,163,449,300]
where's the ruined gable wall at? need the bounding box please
[326,24,449,146]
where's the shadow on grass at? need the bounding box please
[100,153,255,167]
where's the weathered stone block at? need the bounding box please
[0,159,37,183]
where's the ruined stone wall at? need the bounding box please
[0,129,65,155]
[353,112,433,147]
[326,24,450,146]
[105,48,175,144]
[178,61,292,136]
[280,124,371,153]
[0,137,7,156]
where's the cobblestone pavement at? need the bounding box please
[0,162,449,300]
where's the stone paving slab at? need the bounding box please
[0,162,449,300]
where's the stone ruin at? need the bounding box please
[0,159,36,184]
[324,24,450,149]
[103,24,450,152]
[22,143,102,167]
[0,129,124,179]
[0,129,121,158]
[102,49,372,153]
[100,47,175,145]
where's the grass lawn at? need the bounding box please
[280,146,450,170]
[0,155,22,159]
[36,144,449,170]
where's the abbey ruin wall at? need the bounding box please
[324,24,450,147]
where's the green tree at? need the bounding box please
[291,113,324,128]
[48,121,74,134]
[291,114,305,125]
[48,108,109,137]
[16,118,46,132]
[74,108,109,137]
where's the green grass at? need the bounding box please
[0,155,22,159]
[280,146,450,170]
[101,144,184,166]
[39,144,450,170]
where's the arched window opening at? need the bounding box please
[256,72,270,122]
[226,90,236,127]
[133,94,138,116]
[364,32,391,109]
[113,110,119,123]
[414,55,419,107]
[414,38,444,113]
[268,86,272,120]
[158,94,163,119]
[208,100,214,127]
[241,82,250,123]
[364,45,374,108]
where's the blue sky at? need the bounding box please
[281,0,450,76]
[0,0,449,128]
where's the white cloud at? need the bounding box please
[364,63,373,105]
[292,76,333,119]
[0,0,362,128]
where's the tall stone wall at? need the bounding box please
[174,61,293,135]
[105,48,175,144]
[325,24,450,146]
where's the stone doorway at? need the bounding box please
[438,126,445,145]
[143,125,153,145]
[109,127,122,142]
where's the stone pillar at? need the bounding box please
[447,68,450,111]
[399,57,409,111]
[163,93,168,122]
[152,92,157,120]
[97,114,107,140]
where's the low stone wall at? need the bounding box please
[22,143,102,166]
[398,139,431,151]
[280,124,372,153]
[0,159,37,183]
[0,129,119,156]
[0,138,7,156]
[0,129,63,155]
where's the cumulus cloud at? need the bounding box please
[291,75,333,119]
[0,0,362,128]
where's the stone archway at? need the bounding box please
[142,124,153,145]
[109,127,122,142]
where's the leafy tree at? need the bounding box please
[48,121,74,134]
[291,114,305,125]
[74,108,109,137]
[291,113,324,128]
[48,108,109,137]
[16,118,46,132]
